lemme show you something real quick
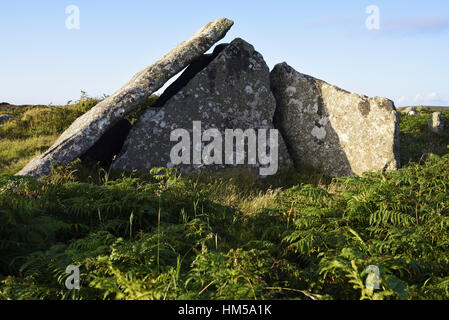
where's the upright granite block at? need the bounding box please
[113,38,292,176]
[271,62,400,177]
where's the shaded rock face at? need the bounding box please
[271,62,400,177]
[429,112,445,135]
[81,119,132,167]
[113,38,292,175]
[16,18,234,178]
[0,114,14,126]
[152,44,229,109]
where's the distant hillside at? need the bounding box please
[0,103,55,117]
[398,105,449,111]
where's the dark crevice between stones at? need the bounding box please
[152,43,229,109]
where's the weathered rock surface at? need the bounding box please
[113,38,292,175]
[271,62,400,177]
[152,43,229,109]
[429,112,445,135]
[0,114,14,126]
[16,18,234,178]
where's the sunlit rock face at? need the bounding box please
[271,62,400,177]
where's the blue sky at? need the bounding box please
[1,0,448,107]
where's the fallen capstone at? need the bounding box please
[16,18,234,178]
[271,62,400,177]
[429,112,445,135]
[113,38,292,176]
[0,114,14,126]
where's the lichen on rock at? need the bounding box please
[271,62,400,177]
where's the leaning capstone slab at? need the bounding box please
[429,112,445,135]
[113,38,292,176]
[271,62,400,177]
[16,18,234,178]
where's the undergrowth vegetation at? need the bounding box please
[0,102,448,300]
[399,107,449,164]
[0,94,99,174]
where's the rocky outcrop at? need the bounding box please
[16,18,234,178]
[0,114,14,126]
[429,112,445,135]
[81,119,132,167]
[112,38,292,176]
[403,106,417,115]
[271,62,400,177]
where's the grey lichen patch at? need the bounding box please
[311,126,326,140]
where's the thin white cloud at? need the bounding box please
[382,16,449,35]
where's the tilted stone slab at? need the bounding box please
[113,38,292,176]
[271,62,400,177]
[16,18,234,178]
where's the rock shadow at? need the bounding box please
[152,43,229,109]
[271,66,354,177]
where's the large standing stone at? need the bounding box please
[271,62,400,177]
[429,112,445,135]
[16,18,234,178]
[113,38,292,176]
